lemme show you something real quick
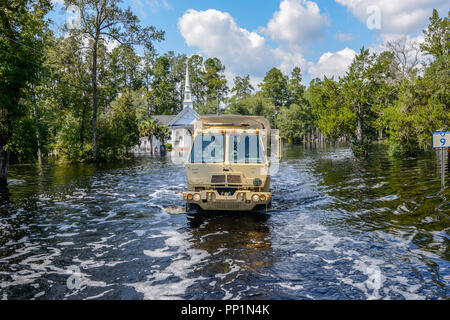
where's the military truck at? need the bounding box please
[182,115,281,211]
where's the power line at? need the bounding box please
[0,34,47,56]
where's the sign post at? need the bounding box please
[433,131,450,187]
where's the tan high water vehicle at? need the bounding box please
[182,115,281,211]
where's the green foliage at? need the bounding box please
[203,57,229,104]
[1,3,447,171]
[138,117,157,154]
[157,125,171,145]
[231,75,254,99]
[108,44,144,94]
[98,91,140,159]
[420,9,449,58]
[0,0,51,149]
[259,68,289,109]
[188,54,206,106]
[287,67,306,106]
[8,118,39,164]
[225,93,276,125]
[382,10,449,156]
[54,112,92,162]
[196,100,220,115]
[149,56,179,115]
[276,104,312,144]
[307,77,353,141]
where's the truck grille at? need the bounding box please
[215,202,242,209]
[227,175,241,183]
[211,175,225,183]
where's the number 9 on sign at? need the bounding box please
[433,131,450,148]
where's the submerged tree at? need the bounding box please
[0,0,51,185]
[64,0,164,162]
[382,9,449,155]
[138,118,158,155]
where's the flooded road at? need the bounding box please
[0,144,449,299]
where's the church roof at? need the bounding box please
[168,107,200,128]
[151,115,176,126]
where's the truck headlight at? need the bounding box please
[251,194,260,202]
[253,178,262,186]
[193,193,201,201]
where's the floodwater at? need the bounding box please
[0,144,449,300]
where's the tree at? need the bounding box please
[287,67,306,106]
[157,125,171,146]
[149,56,178,115]
[225,93,276,126]
[138,118,158,155]
[231,75,254,99]
[165,51,187,111]
[420,9,449,58]
[188,54,206,107]
[276,104,312,144]
[307,77,351,141]
[202,57,228,114]
[0,0,51,185]
[384,36,420,82]
[46,35,99,162]
[382,10,449,155]
[108,44,143,94]
[99,91,139,159]
[64,0,164,162]
[259,68,289,117]
[340,48,393,152]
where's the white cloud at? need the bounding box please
[104,38,120,52]
[335,32,355,41]
[178,9,307,79]
[308,48,357,79]
[335,0,448,34]
[264,0,329,46]
[131,0,171,17]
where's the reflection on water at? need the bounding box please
[0,143,449,300]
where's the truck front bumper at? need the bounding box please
[182,190,271,211]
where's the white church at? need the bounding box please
[134,62,200,154]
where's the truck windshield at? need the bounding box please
[190,134,225,163]
[228,134,265,163]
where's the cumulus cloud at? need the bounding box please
[335,32,355,41]
[264,0,329,46]
[178,9,307,79]
[335,0,448,34]
[308,48,357,79]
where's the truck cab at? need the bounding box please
[182,115,280,211]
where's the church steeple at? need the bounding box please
[183,61,193,109]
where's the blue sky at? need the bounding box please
[49,0,448,86]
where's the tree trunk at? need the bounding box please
[80,98,87,149]
[356,104,363,143]
[148,135,153,155]
[92,39,99,162]
[32,84,42,164]
[0,147,9,186]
